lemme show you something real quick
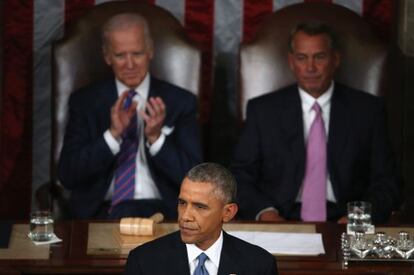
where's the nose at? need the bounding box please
[306,58,316,73]
[126,54,134,69]
[180,205,193,222]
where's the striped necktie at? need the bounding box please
[111,90,138,209]
[301,102,327,221]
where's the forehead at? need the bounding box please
[291,32,331,52]
[179,178,217,201]
[106,25,145,45]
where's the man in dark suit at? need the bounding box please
[231,21,399,223]
[124,163,278,275]
[58,13,201,219]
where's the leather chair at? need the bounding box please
[36,1,201,219]
[238,2,391,119]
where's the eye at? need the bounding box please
[194,203,208,210]
[295,54,306,62]
[178,199,186,206]
[315,53,327,60]
[114,53,125,60]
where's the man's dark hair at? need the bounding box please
[288,21,339,52]
[186,162,237,204]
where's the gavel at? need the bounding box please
[119,212,164,236]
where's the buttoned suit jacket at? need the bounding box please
[124,231,278,275]
[58,76,202,218]
[231,83,399,223]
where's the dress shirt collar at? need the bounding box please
[298,81,333,113]
[115,73,150,105]
[186,230,223,272]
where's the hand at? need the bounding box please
[337,215,348,224]
[109,91,138,139]
[139,97,166,144]
[258,210,286,222]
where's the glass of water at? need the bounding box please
[347,201,372,233]
[29,210,54,242]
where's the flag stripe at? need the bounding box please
[0,0,34,219]
[184,0,215,123]
[243,0,273,43]
[32,0,65,210]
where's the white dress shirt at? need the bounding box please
[186,231,223,275]
[103,73,162,200]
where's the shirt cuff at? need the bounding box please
[104,130,121,155]
[255,207,279,221]
[147,132,165,156]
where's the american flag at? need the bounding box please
[0,0,393,218]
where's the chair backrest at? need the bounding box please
[52,1,201,169]
[238,2,390,119]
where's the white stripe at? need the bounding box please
[273,0,303,11]
[95,0,120,5]
[333,0,363,16]
[33,0,65,210]
[214,0,242,115]
[156,0,185,24]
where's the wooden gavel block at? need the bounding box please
[119,213,164,236]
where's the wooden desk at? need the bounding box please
[0,221,413,275]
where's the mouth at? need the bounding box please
[179,225,197,235]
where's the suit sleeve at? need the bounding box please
[231,101,278,219]
[149,93,202,186]
[58,93,116,190]
[124,249,142,275]
[365,100,400,223]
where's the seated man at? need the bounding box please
[124,162,278,275]
[231,21,399,223]
[58,13,202,219]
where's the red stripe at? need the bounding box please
[184,0,214,123]
[64,0,95,32]
[243,0,273,43]
[362,0,393,41]
[0,0,33,219]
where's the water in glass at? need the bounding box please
[29,211,54,242]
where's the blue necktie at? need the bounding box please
[194,253,209,275]
[111,90,138,209]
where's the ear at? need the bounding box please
[102,46,112,66]
[287,52,295,71]
[334,51,341,69]
[222,203,238,223]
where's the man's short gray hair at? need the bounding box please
[288,21,339,52]
[102,13,153,50]
[186,163,237,204]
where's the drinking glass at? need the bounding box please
[28,210,54,242]
[347,201,372,233]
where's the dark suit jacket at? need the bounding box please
[231,83,399,223]
[58,76,202,219]
[124,230,278,275]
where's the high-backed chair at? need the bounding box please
[36,1,201,218]
[238,2,391,119]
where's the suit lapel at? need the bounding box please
[171,232,191,274]
[281,87,306,193]
[96,78,118,132]
[328,84,351,198]
[217,232,240,275]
